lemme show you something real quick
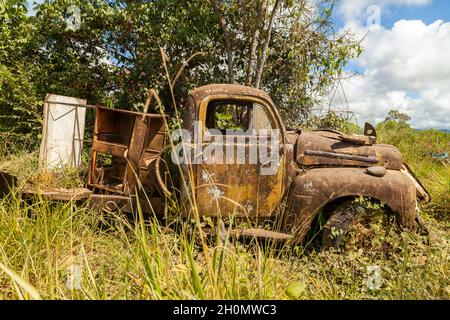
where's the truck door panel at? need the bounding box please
[196,97,284,218]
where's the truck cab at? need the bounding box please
[178,84,430,245]
[0,84,430,247]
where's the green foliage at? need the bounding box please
[377,120,449,218]
[212,0,362,126]
[384,109,411,124]
[33,0,219,108]
[0,0,361,145]
[0,0,42,145]
[310,111,361,134]
[0,64,42,142]
[0,192,447,299]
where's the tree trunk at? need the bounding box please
[211,0,235,83]
[246,0,268,86]
[254,0,281,89]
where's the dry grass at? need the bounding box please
[0,191,448,300]
[0,126,448,300]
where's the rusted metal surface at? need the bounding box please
[282,167,418,244]
[231,228,293,241]
[366,166,387,177]
[12,97,169,216]
[0,170,93,201]
[187,86,288,218]
[88,106,168,202]
[87,194,165,215]
[296,131,403,170]
[22,187,92,201]
[339,132,376,145]
[195,157,285,218]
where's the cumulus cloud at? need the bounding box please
[335,1,450,129]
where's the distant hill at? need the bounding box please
[413,128,450,134]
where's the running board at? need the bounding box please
[231,228,293,241]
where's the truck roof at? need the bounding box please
[189,84,273,105]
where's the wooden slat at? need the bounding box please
[231,228,293,241]
[126,117,150,193]
[22,187,92,201]
[93,141,128,158]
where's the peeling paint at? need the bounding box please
[208,186,224,200]
[201,169,214,182]
[244,201,254,213]
[303,180,313,191]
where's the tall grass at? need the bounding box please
[377,123,449,219]
[0,124,448,300]
[0,58,448,299]
[0,188,448,300]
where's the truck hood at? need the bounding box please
[294,130,404,170]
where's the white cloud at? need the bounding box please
[334,1,450,130]
[341,72,450,129]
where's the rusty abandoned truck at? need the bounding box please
[0,84,431,248]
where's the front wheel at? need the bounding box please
[322,201,365,249]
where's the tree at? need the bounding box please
[384,109,411,124]
[0,0,362,145]
[310,111,361,134]
[31,0,221,111]
[0,0,42,143]
[378,110,413,146]
[208,0,362,126]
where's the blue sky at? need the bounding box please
[335,0,450,29]
[371,0,450,28]
[26,0,43,15]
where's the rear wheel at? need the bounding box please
[322,201,365,249]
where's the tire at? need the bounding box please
[322,202,364,249]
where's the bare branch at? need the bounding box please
[172,52,206,88]
[246,0,268,86]
[211,0,235,83]
[254,0,282,88]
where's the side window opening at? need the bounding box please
[205,101,273,135]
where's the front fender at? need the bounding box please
[284,168,417,243]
